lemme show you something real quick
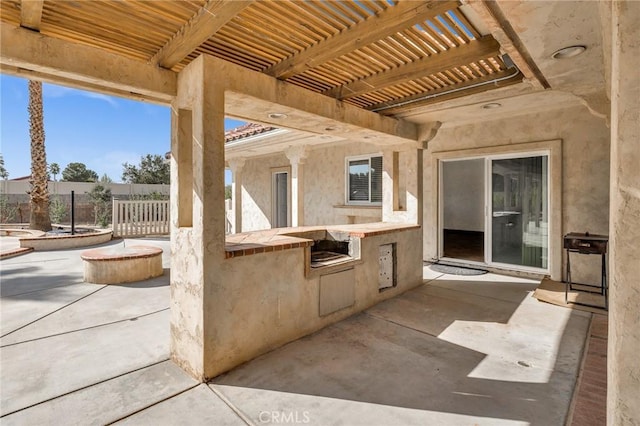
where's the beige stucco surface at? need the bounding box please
[241,142,388,231]
[206,227,423,377]
[382,148,422,224]
[170,55,425,381]
[241,153,289,231]
[82,252,163,284]
[169,56,228,380]
[607,1,640,423]
[19,230,113,250]
[423,104,610,284]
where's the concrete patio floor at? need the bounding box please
[0,238,591,425]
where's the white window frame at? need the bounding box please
[271,167,291,228]
[433,139,562,280]
[345,153,383,206]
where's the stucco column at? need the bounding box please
[228,158,245,234]
[169,55,227,381]
[382,146,422,225]
[608,1,640,423]
[285,146,307,227]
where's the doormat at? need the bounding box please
[533,278,607,314]
[429,263,487,276]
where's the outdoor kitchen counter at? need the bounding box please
[224,222,420,259]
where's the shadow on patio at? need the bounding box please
[210,274,590,425]
[0,253,590,425]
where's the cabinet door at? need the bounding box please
[379,244,395,290]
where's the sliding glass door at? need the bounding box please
[440,152,549,272]
[490,155,548,269]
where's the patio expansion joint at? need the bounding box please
[0,307,170,348]
[422,272,446,283]
[207,384,255,426]
[104,382,201,425]
[0,358,171,419]
[363,311,441,340]
[0,284,107,339]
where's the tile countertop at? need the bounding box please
[224,222,421,259]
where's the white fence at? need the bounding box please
[112,198,234,237]
[112,199,170,237]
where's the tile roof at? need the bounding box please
[225,123,277,142]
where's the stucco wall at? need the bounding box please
[207,227,423,376]
[305,142,384,225]
[423,105,610,284]
[241,153,289,231]
[241,142,384,231]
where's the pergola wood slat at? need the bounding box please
[418,20,450,51]
[152,0,253,69]
[0,0,517,116]
[305,1,353,29]
[330,1,366,23]
[324,35,500,100]
[20,0,43,30]
[449,8,480,39]
[440,12,471,44]
[405,26,439,55]
[265,0,459,79]
[428,17,459,48]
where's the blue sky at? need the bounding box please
[0,75,245,183]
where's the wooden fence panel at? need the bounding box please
[112,199,171,238]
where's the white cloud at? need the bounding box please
[42,84,74,98]
[43,84,118,107]
[83,91,119,107]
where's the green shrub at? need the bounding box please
[49,195,68,224]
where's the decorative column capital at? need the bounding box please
[228,157,246,173]
[285,145,308,165]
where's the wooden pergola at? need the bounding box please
[1,0,527,114]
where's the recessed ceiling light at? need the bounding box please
[268,113,288,119]
[551,45,586,59]
[482,102,502,109]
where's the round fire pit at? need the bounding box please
[81,245,163,284]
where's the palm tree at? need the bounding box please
[49,162,60,181]
[28,80,52,231]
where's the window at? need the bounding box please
[346,155,382,204]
